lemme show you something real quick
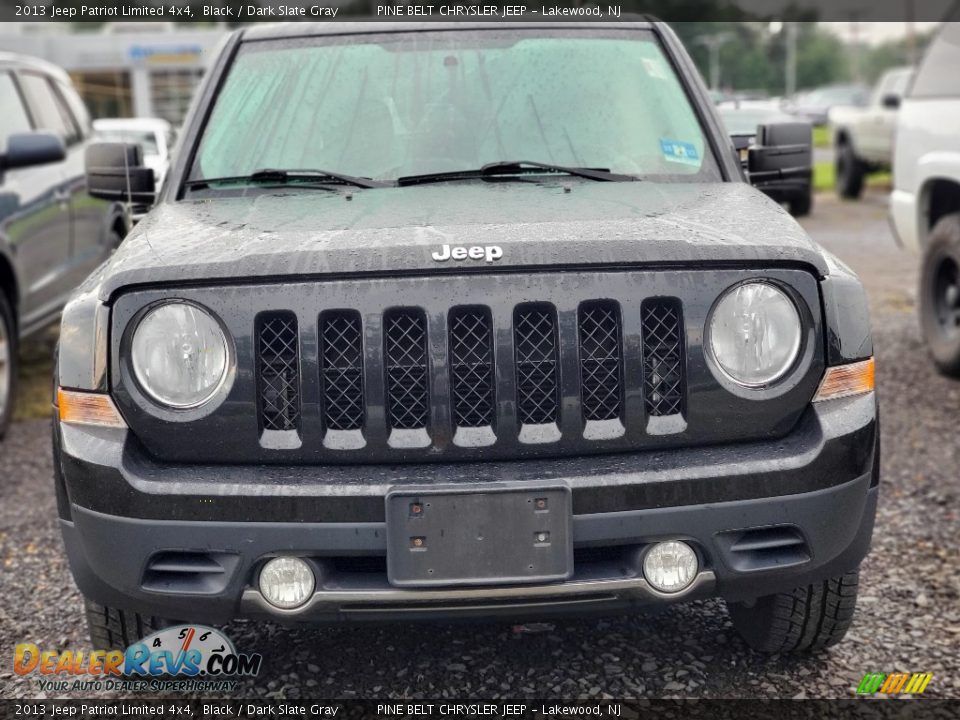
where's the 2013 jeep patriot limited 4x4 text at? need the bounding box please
[54,21,878,655]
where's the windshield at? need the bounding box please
[95,128,161,156]
[190,29,721,186]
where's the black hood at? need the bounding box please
[98,180,827,300]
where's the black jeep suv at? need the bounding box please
[54,22,878,655]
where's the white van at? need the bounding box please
[891,19,960,376]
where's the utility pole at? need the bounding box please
[785,21,798,97]
[906,0,917,65]
[695,33,733,91]
[849,15,863,83]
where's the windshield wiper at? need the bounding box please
[397,160,639,186]
[184,168,390,191]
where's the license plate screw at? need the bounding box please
[410,502,424,517]
[535,531,550,544]
[410,536,426,549]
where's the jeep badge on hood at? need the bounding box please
[432,244,504,263]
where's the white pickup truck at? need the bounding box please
[890,21,960,376]
[830,66,913,199]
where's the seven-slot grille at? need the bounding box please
[255,300,686,444]
[256,312,301,432]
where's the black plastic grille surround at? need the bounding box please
[514,305,561,426]
[449,308,495,428]
[116,270,825,465]
[578,302,623,421]
[256,312,301,432]
[641,299,685,417]
[385,309,430,430]
[320,311,364,431]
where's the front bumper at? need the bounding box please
[55,393,878,624]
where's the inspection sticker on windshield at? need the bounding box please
[660,139,701,167]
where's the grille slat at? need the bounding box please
[385,310,429,430]
[514,305,560,425]
[256,313,301,433]
[320,311,364,431]
[450,308,495,428]
[578,302,623,421]
[641,299,685,417]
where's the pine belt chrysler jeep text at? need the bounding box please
[53,21,878,654]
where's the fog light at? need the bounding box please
[643,541,698,594]
[258,557,315,609]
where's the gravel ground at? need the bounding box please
[1,192,958,700]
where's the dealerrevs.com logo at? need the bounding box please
[14,625,262,693]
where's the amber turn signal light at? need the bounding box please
[813,358,875,402]
[57,388,126,429]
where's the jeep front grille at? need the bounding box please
[641,299,685,417]
[385,309,429,431]
[252,297,685,452]
[320,310,364,431]
[255,312,301,433]
[514,305,561,426]
[578,302,623,422]
[449,307,495,428]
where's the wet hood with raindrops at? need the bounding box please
[95,180,829,301]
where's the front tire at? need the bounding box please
[836,143,865,200]
[728,569,860,653]
[0,291,17,441]
[919,213,960,377]
[84,598,166,650]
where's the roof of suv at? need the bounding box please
[0,51,71,85]
[242,20,654,42]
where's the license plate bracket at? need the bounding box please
[385,486,572,587]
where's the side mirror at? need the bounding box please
[747,122,812,185]
[85,142,155,205]
[1,131,66,171]
[881,94,901,110]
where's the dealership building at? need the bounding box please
[0,23,227,124]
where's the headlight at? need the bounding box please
[708,282,802,387]
[131,302,229,408]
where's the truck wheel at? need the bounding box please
[84,598,166,650]
[789,189,813,217]
[836,143,865,199]
[920,213,960,377]
[728,569,859,653]
[0,290,17,441]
